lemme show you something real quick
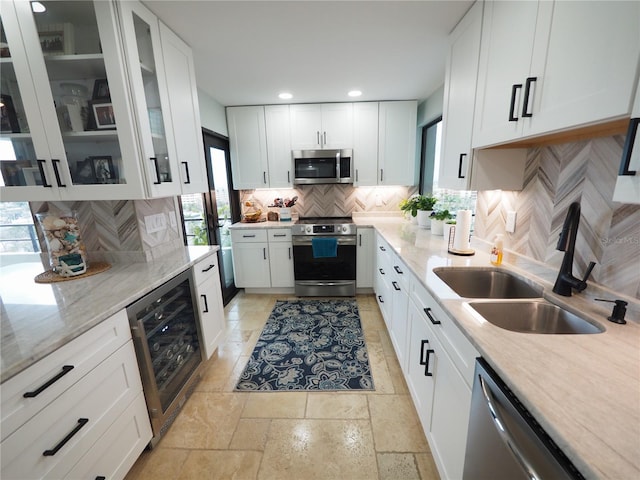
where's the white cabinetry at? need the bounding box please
[439,1,483,190]
[230,228,271,288]
[265,105,293,188]
[290,103,353,150]
[353,103,379,186]
[0,310,151,480]
[158,22,207,194]
[356,227,374,289]
[227,106,269,189]
[378,101,417,185]
[193,253,225,360]
[613,76,640,204]
[406,277,479,480]
[473,0,640,148]
[374,233,392,322]
[268,228,294,288]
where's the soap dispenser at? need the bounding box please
[490,234,504,266]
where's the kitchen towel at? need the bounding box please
[453,209,473,251]
[312,237,338,258]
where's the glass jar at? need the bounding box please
[35,211,88,277]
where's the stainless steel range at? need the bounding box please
[291,217,357,296]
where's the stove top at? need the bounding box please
[292,217,356,236]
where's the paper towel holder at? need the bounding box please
[447,225,475,256]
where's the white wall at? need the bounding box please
[197,88,228,136]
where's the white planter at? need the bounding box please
[416,210,432,229]
[431,219,445,235]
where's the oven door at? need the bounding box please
[292,235,357,295]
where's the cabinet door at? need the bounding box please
[356,227,374,288]
[406,301,436,433]
[321,103,353,149]
[2,0,148,201]
[118,0,181,198]
[159,22,207,194]
[429,337,473,480]
[197,270,225,359]
[378,101,417,185]
[227,106,269,189]
[290,104,323,149]
[389,277,409,372]
[265,105,292,188]
[353,102,379,186]
[472,0,539,148]
[268,242,294,288]
[231,242,270,288]
[439,1,482,190]
[526,1,640,137]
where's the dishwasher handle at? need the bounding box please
[479,376,541,480]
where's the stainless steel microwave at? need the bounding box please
[292,149,353,185]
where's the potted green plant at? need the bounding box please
[414,195,437,228]
[399,197,419,222]
[430,209,454,235]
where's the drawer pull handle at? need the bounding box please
[379,268,385,275]
[274,234,287,237]
[377,295,384,303]
[242,234,256,238]
[392,281,401,291]
[24,365,74,398]
[43,418,88,456]
[394,265,403,274]
[201,294,209,313]
[379,245,386,251]
[96,477,106,480]
[424,307,441,325]
[202,264,216,272]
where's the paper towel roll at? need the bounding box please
[453,210,472,251]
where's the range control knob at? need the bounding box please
[306,226,312,234]
[342,226,347,233]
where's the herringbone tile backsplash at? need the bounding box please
[475,135,639,299]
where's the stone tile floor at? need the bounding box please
[125,293,440,480]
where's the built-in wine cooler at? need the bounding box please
[126,269,204,447]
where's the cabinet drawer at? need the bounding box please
[410,278,479,387]
[231,229,268,243]
[0,340,142,480]
[65,392,151,480]
[389,253,409,292]
[268,228,292,242]
[193,252,219,287]
[1,310,131,442]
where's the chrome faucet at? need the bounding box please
[552,202,596,296]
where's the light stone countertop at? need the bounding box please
[229,220,296,229]
[356,216,640,480]
[0,245,218,384]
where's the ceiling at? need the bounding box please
[143,0,474,107]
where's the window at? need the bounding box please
[0,202,39,253]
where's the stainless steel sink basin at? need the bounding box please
[468,301,604,334]
[433,267,543,298]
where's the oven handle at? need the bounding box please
[295,280,355,287]
[292,236,356,246]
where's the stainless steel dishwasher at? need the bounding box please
[463,358,585,480]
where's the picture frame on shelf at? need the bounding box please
[92,79,110,101]
[0,94,21,133]
[0,160,31,186]
[91,102,116,129]
[38,31,65,55]
[90,156,116,184]
[73,158,95,184]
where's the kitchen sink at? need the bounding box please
[433,267,543,299]
[468,301,604,334]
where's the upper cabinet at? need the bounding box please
[473,0,640,148]
[0,0,206,201]
[290,103,353,150]
[613,76,640,204]
[353,102,379,186]
[439,1,483,190]
[378,100,417,186]
[227,106,269,190]
[265,105,292,188]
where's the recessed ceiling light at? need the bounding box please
[278,92,293,100]
[348,90,362,97]
[31,1,46,13]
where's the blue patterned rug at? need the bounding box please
[235,299,374,391]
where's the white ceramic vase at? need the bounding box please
[416,210,432,229]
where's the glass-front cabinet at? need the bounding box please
[0,0,189,201]
[1,0,149,200]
